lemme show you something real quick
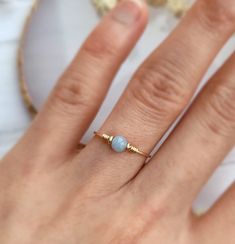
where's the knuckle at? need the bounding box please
[203,84,235,136]
[51,75,91,114]
[139,199,169,221]
[81,32,119,60]
[129,60,189,120]
[198,0,235,31]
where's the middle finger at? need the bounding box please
[78,0,235,189]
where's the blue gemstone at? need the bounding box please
[111,136,128,153]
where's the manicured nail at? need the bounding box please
[112,0,143,25]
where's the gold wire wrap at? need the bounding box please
[94,131,151,159]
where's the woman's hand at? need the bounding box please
[1,0,235,243]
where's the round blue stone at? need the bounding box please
[111,136,128,153]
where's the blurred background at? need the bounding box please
[0,0,235,213]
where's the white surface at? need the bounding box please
[0,0,33,156]
[0,0,234,211]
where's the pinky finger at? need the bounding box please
[194,182,235,244]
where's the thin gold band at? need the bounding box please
[94,132,151,159]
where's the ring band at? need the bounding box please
[94,131,151,159]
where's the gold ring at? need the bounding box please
[94,132,151,159]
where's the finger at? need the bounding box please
[77,0,235,189]
[20,0,148,158]
[137,51,235,210]
[193,182,235,244]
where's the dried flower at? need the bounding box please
[92,0,190,17]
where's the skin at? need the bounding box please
[0,0,235,243]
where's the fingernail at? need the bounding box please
[112,0,143,25]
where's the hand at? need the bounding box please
[1,0,235,243]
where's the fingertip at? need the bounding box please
[109,0,148,27]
